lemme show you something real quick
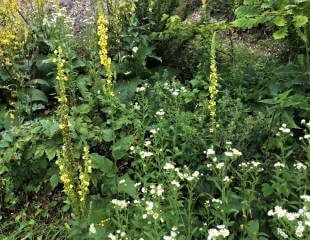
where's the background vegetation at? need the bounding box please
[0,0,309,239]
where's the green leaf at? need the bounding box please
[50,174,59,190]
[0,166,8,175]
[29,79,50,87]
[259,98,275,105]
[102,129,114,142]
[273,16,287,27]
[72,59,86,69]
[45,147,57,160]
[90,153,114,174]
[29,89,48,103]
[115,78,142,103]
[294,15,308,27]
[73,104,91,115]
[118,174,138,199]
[112,135,133,160]
[262,183,273,197]
[273,27,288,39]
[36,57,55,74]
[245,220,259,237]
[0,140,10,148]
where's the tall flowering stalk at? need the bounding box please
[208,32,219,133]
[78,145,92,209]
[0,0,28,67]
[54,46,79,214]
[97,8,114,97]
[54,47,92,216]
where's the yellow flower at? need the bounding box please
[208,32,219,133]
[0,0,28,66]
[97,9,114,97]
[97,14,111,73]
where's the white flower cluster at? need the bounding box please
[171,180,180,188]
[204,198,223,208]
[163,227,178,240]
[144,140,151,147]
[149,128,158,138]
[215,162,224,169]
[156,109,165,116]
[133,102,141,110]
[149,184,164,197]
[163,162,175,170]
[277,123,293,136]
[111,199,129,209]
[268,196,310,238]
[163,82,187,96]
[163,163,202,182]
[279,123,291,133]
[163,162,203,184]
[223,176,232,184]
[204,148,216,157]
[293,162,307,170]
[89,223,96,234]
[175,168,201,182]
[301,195,310,202]
[119,179,127,186]
[136,83,148,92]
[224,148,242,157]
[239,161,263,171]
[129,146,136,153]
[140,150,154,159]
[299,119,310,142]
[169,87,187,97]
[108,230,127,240]
[277,228,288,239]
[274,162,285,168]
[207,225,230,240]
[301,119,310,127]
[142,200,159,220]
[295,222,306,238]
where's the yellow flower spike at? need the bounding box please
[54,46,82,215]
[208,32,219,134]
[0,0,28,66]
[97,7,114,97]
[76,145,92,212]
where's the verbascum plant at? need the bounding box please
[78,145,92,210]
[0,0,28,68]
[97,8,114,97]
[208,32,219,133]
[54,46,92,216]
[54,46,80,215]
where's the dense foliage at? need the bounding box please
[0,0,309,239]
